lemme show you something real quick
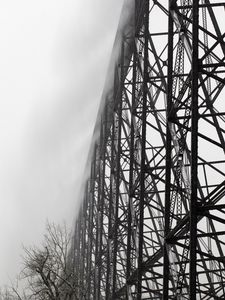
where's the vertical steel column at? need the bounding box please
[93,144,99,300]
[189,1,199,299]
[126,46,137,299]
[83,190,89,299]
[96,120,104,299]
[126,4,137,296]
[106,101,115,300]
[80,192,87,298]
[97,108,107,298]
[78,207,85,299]
[75,213,82,298]
[163,1,174,298]
[137,1,149,298]
[112,42,124,296]
[86,167,95,298]
[89,146,98,298]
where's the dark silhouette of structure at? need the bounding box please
[73,1,225,299]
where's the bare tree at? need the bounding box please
[19,221,80,300]
[0,221,83,300]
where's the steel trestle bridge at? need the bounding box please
[73,1,225,299]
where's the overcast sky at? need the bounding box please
[0,0,124,286]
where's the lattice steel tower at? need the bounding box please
[72,1,225,299]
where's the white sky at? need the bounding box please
[0,0,123,286]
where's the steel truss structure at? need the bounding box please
[73,1,225,299]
